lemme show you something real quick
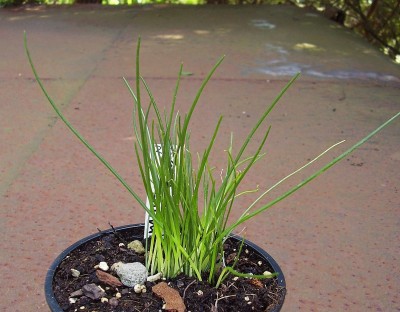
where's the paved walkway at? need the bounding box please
[1,5,399,311]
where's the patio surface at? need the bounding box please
[0,4,399,311]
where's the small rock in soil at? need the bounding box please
[96,270,123,287]
[70,289,84,297]
[70,268,80,278]
[100,297,108,303]
[147,272,162,282]
[69,298,77,304]
[82,283,105,300]
[152,281,186,312]
[111,262,148,287]
[127,240,145,254]
[97,261,109,271]
[134,284,146,293]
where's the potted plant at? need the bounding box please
[25,34,399,312]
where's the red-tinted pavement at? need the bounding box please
[1,5,399,311]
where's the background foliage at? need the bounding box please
[2,0,399,62]
[291,0,400,62]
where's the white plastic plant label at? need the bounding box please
[144,144,175,239]
[144,144,161,239]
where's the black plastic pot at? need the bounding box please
[45,224,285,311]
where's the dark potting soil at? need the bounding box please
[52,226,285,311]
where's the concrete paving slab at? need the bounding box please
[0,4,399,311]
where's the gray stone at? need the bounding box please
[70,289,84,297]
[111,262,148,287]
[81,284,105,300]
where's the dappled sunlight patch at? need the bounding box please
[294,42,325,52]
[194,29,210,35]
[154,34,184,40]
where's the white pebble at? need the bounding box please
[98,262,109,271]
[258,261,262,266]
[100,297,109,303]
[69,298,77,304]
[71,269,80,278]
[197,290,203,296]
[147,272,162,283]
[115,292,122,299]
[244,296,250,301]
[134,284,145,294]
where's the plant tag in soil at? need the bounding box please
[144,144,176,239]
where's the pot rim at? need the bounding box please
[45,223,285,311]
